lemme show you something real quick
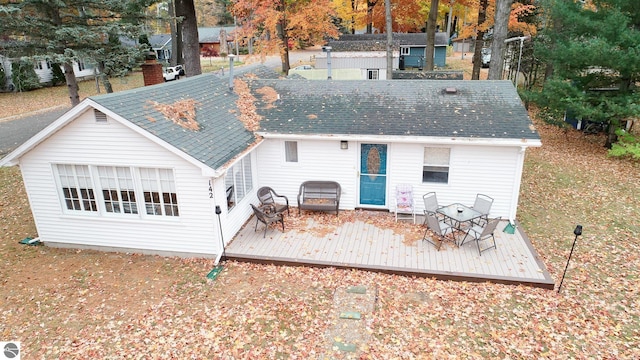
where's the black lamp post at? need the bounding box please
[206,205,227,280]
[558,225,583,293]
[215,205,226,262]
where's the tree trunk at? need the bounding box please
[175,0,202,76]
[366,0,377,34]
[385,0,393,77]
[169,0,179,66]
[351,0,356,34]
[96,62,113,93]
[425,0,439,71]
[488,0,513,80]
[276,0,290,74]
[471,0,489,80]
[62,62,80,106]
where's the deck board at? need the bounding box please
[225,211,555,289]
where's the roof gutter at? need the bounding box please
[255,132,542,148]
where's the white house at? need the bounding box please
[0,65,541,258]
[1,54,96,89]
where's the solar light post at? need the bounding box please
[558,225,583,293]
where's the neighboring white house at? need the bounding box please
[314,51,399,80]
[1,54,96,89]
[0,65,541,258]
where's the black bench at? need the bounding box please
[297,181,341,216]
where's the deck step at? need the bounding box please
[332,341,357,352]
[346,286,367,294]
[339,311,361,320]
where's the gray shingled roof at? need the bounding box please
[327,40,400,52]
[247,79,540,140]
[88,68,538,172]
[90,65,280,170]
[199,27,236,42]
[335,32,448,47]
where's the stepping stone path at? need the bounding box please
[321,285,378,359]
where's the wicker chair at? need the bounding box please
[257,186,290,215]
[250,204,285,238]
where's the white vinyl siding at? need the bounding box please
[256,139,357,210]
[18,109,218,256]
[388,143,522,219]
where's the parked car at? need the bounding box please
[175,64,185,76]
[163,66,181,81]
[292,64,313,70]
[481,48,491,68]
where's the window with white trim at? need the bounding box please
[367,69,379,80]
[401,47,410,55]
[139,168,179,216]
[224,156,253,210]
[285,141,298,162]
[77,59,86,71]
[54,164,179,217]
[423,147,450,183]
[56,164,97,212]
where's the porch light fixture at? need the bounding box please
[340,140,348,150]
[557,224,583,293]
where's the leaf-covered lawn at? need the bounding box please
[1,113,638,358]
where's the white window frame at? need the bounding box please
[97,166,138,215]
[224,155,253,211]
[53,164,179,218]
[401,47,410,55]
[55,164,98,213]
[367,69,379,80]
[284,141,298,163]
[422,147,451,184]
[139,168,180,216]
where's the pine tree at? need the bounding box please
[0,0,154,105]
[533,0,640,151]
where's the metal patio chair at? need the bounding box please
[460,217,500,255]
[471,193,493,226]
[423,212,454,251]
[257,186,290,215]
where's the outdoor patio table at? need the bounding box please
[437,203,483,245]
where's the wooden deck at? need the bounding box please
[225,210,555,289]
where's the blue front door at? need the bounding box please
[359,144,387,206]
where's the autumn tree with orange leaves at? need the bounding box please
[232,0,339,74]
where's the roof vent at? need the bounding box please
[445,87,458,94]
[94,109,107,123]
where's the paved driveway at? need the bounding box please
[0,106,70,157]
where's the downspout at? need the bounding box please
[509,146,527,223]
[210,178,226,265]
